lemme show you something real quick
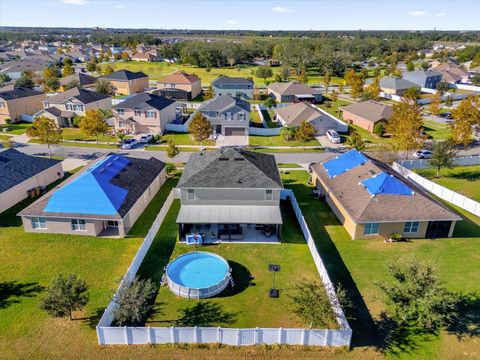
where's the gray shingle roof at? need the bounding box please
[197,95,250,112]
[212,75,253,86]
[178,148,283,189]
[341,100,393,123]
[268,82,321,96]
[101,69,148,81]
[0,87,43,100]
[59,72,97,87]
[0,149,61,194]
[112,92,175,111]
[405,70,441,78]
[379,76,420,91]
[47,88,110,104]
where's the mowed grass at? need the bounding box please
[0,121,33,135]
[283,170,480,360]
[422,120,451,140]
[61,128,119,143]
[137,200,334,329]
[415,164,480,201]
[318,98,351,118]
[0,176,178,359]
[249,135,321,147]
[162,132,216,146]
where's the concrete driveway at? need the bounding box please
[316,135,347,151]
[216,135,248,147]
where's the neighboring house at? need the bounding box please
[403,70,442,89]
[59,72,97,92]
[0,87,46,124]
[112,92,176,134]
[132,52,156,62]
[0,59,50,80]
[267,82,322,103]
[0,149,63,214]
[176,148,284,242]
[197,95,250,136]
[19,154,166,237]
[274,102,344,134]
[34,88,111,127]
[341,100,393,133]
[156,71,202,101]
[310,150,461,240]
[468,65,480,76]
[100,69,149,95]
[432,63,470,84]
[211,75,254,100]
[379,76,421,96]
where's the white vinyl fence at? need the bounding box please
[248,127,282,136]
[393,161,480,217]
[96,189,352,347]
[397,155,480,170]
[450,83,480,92]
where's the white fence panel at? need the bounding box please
[130,327,149,344]
[165,123,188,133]
[197,327,219,343]
[100,327,127,345]
[238,329,256,345]
[221,328,239,345]
[284,329,304,345]
[452,83,480,92]
[259,328,280,345]
[153,327,171,344]
[176,327,196,343]
[248,127,282,136]
[306,330,328,346]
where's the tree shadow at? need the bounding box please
[173,302,237,327]
[217,261,253,297]
[447,292,480,339]
[448,171,480,182]
[0,281,44,309]
[82,308,106,329]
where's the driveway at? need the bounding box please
[216,135,248,147]
[316,135,347,151]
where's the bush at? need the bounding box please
[373,122,386,137]
[165,163,177,176]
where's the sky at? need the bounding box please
[0,0,479,31]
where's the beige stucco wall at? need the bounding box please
[22,216,104,237]
[0,93,46,124]
[0,162,64,214]
[110,77,149,95]
[84,97,112,111]
[342,111,381,133]
[114,102,176,134]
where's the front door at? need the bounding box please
[425,221,451,238]
[215,124,222,134]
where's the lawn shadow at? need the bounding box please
[82,308,106,329]
[217,260,253,297]
[174,302,237,327]
[447,292,480,339]
[448,171,480,182]
[0,280,44,309]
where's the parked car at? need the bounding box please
[413,149,433,159]
[326,129,341,144]
[121,138,138,149]
[139,134,154,143]
[439,112,453,120]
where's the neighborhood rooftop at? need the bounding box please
[379,76,419,90]
[341,100,393,124]
[112,92,175,111]
[47,87,110,104]
[158,71,200,84]
[0,87,43,100]
[102,69,148,81]
[267,82,321,95]
[211,75,253,85]
[197,95,251,112]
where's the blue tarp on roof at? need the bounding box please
[322,149,369,178]
[361,172,414,196]
[44,155,130,215]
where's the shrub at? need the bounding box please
[373,122,386,137]
[165,163,177,176]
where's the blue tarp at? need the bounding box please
[361,172,414,196]
[44,155,130,215]
[322,149,369,178]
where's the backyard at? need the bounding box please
[415,164,480,201]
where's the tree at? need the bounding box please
[43,65,60,79]
[166,140,180,159]
[346,129,365,151]
[165,163,177,176]
[79,109,108,143]
[15,72,35,88]
[280,66,291,81]
[0,72,11,85]
[350,76,364,100]
[344,68,356,86]
[40,274,89,320]
[373,122,386,137]
[429,141,457,177]
[264,96,277,109]
[44,77,60,92]
[366,77,381,98]
[295,121,316,148]
[323,71,331,93]
[377,256,457,331]
[429,91,442,116]
[330,90,338,103]
[64,79,80,91]
[421,61,430,71]
[96,79,116,95]
[203,85,214,100]
[26,117,63,158]
[298,69,308,84]
[63,58,73,66]
[280,126,297,142]
[255,65,273,81]
[188,112,213,145]
[406,62,415,71]
[436,81,450,94]
[112,277,158,326]
[121,51,130,61]
[403,87,420,100]
[471,74,480,86]
[86,60,97,73]
[451,97,480,146]
[62,64,74,77]
[387,99,424,158]
[103,65,114,75]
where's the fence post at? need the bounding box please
[278,327,283,344]
[194,326,198,343]
[255,327,259,345]
[96,326,104,345]
[217,326,222,344]
[170,326,175,343]
[124,326,129,345]
[147,326,153,344]
[324,329,330,346]
[301,328,307,346]
[236,328,241,346]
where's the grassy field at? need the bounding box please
[0,122,33,135]
[318,98,351,118]
[61,128,119,143]
[422,120,451,141]
[162,132,216,146]
[283,170,480,360]
[415,165,480,201]
[249,135,320,147]
[137,200,335,329]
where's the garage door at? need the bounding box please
[225,127,245,136]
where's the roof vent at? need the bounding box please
[234,158,244,161]
[238,179,243,184]
[219,157,229,161]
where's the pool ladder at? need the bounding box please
[229,277,235,288]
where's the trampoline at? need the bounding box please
[165,251,231,299]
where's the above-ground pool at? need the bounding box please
[165,251,231,299]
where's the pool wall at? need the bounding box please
[166,251,231,299]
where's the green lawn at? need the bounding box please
[317,98,351,118]
[0,122,33,135]
[253,147,323,153]
[250,110,263,127]
[137,200,336,329]
[28,139,119,149]
[162,132,215,146]
[283,170,480,359]
[278,163,303,168]
[0,176,178,359]
[422,120,451,141]
[61,128,119,143]
[415,165,480,201]
[249,135,320,147]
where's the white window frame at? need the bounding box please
[116,108,125,115]
[237,113,244,121]
[265,189,273,201]
[71,218,86,231]
[363,223,379,235]
[146,110,156,118]
[187,188,195,200]
[403,221,420,233]
[31,217,47,230]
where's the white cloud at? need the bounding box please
[435,12,447,17]
[272,6,292,14]
[61,0,89,5]
[408,10,428,17]
[225,19,240,26]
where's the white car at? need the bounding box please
[326,129,341,144]
[413,149,433,159]
[139,134,154,143]
[121,138,138,149]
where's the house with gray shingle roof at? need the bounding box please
[267,82,322,103]
[197,95,250,136]
[379,76,421,96]
[176,148,283,242]
[341,100,393,133]
[211,75,254,100]
[0,148,63,214]
[100,69,149,95]
[403,70,442,89]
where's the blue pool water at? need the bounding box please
[166,252,229,289]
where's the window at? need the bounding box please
[187,189,195,200]
[31,217,47,229]
[71,219,86,231]
[134,110,141,116]
[146,110,156,118]
[265,189,273,201]
[42,101,49,108]
[65,103,73,111]
[73,104,84,112]
[237,113,244,121]
[363,223,379,235]
[170,83,176,88]
[403,221,420,233]
[116,108,124,115]
[107,220,118,227]
[225,112,232,121]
